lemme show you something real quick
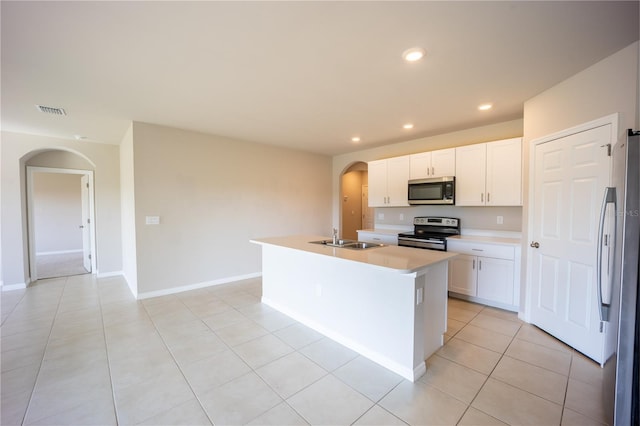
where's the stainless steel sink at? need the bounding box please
[342,242,383,250]
[309,239,355,247]
[308,240,383,249]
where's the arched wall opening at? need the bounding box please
[21,149,97,285]
[339,161,371,240]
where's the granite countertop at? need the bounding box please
[251,235,457,274]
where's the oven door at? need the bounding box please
[398,236,446,251]
[408,177,455,205]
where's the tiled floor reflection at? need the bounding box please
[1,275,609,425]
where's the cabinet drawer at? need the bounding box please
[357,231,398,245]
[447,240,514,260]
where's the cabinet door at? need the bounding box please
[431,148,456,177]
[367,160,388,207]
[448,254,477,296]
[477,257,514,305]
[386,155,410,206]
[455,144,486,206]
[486,138,522,206]
[409,152,431,180]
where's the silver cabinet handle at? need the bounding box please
[597,187,617,322]
[479,260,482,271]
[432,166,435,176]
[530,241,539,248]
[472,259,476,269]
[481,193,484,203]
[487,193,490,203]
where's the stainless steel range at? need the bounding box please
[398,217,460,251]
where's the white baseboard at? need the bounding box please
[36,249,83,256]
[2,283,27,291]
[96,270,124,279]
[136,272,262,300]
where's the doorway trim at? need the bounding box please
[26,166,97,282]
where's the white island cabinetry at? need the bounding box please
[447,236,521,311]
[251,235,457,381]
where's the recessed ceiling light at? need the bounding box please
[402,47,426,62]
[478,103,493,111]
[403,123,414,130]
[351,136,361,143]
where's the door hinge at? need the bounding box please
[86,182,89,188]
[88,254,92,260]
[601,143,612,156]
[87,218,91,224]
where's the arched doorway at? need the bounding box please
[23,150,97,282]
[340,162,372,240]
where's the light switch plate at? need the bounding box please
[145,216,160,225]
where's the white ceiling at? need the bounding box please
[2,1,638,156]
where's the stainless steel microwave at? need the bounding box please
[408,176,455,205]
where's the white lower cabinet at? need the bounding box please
[447,238,520,311]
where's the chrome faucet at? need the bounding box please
[332,228,338,245]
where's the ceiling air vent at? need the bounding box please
[36,105,66,116]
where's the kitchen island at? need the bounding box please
[250,235,457,381]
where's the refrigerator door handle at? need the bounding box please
[596,186,616,322]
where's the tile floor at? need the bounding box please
[1,274,609,425]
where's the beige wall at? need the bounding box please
[520,41,639,311]
[1,131,122,287]
[129,122,332,296]
[32,173,83,254]
[120,123,138,295]
[332,119,524,231]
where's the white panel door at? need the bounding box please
[530,125,611,363]
[81,174,92,273]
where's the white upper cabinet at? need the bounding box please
[455,137,522,206]
[368,156,410,207]
[486,138,523,206]
[455,144,487,206]
[409,148,456,180]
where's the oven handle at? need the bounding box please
[398,237,445,244]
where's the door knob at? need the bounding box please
[79,225,84,229]
[530,241,540,248]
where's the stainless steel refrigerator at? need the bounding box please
[601,129,639,426]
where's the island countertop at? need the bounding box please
[251,235,457,274]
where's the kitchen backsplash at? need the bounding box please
[374,206,522,232]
